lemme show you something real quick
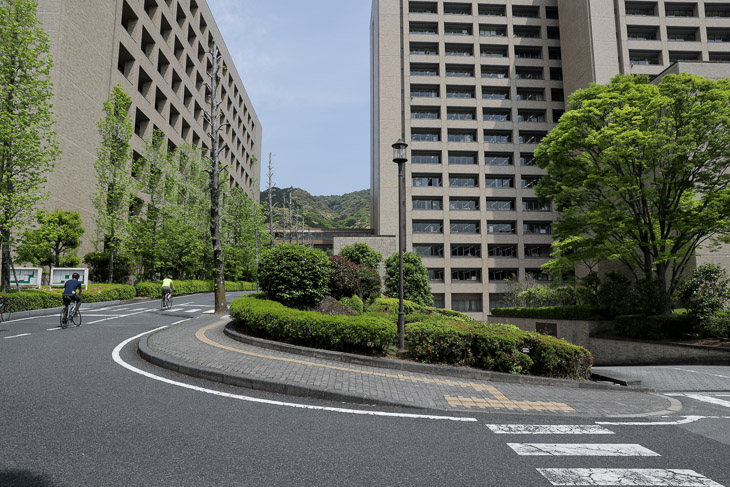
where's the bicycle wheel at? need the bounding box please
[166,295,172,310]
[0,304,9,322]
[60,307,68,329]
[71,308,82,327]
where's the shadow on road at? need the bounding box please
[0,469,59,486]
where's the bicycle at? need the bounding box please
[161,291,172,310]
[60,299,82,328]
[0,296,10,322]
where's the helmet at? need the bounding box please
[72,272,80,279]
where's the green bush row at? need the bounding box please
[491,305,612,321]
[229,294,396,354]
[614,313,696,340]
[367,297,473,322]
[134,280,256,297]
[406,319,593,380]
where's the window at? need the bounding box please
[489,269,517,281]
[553,110,564,122]
[515,67,543,80]
[516,89,544,101]
[448,152,477,165]
[514,27,541,38]
[666,28,696,42]
[522,198,550,211]
[413,221,443,233]
[411,85,439,98]
[448,131,476,143]
[551,89,565,102]
[121,1,138,35]
[428,268,445,281]
[520,153,537,166]
[480,25,506,37]
[450,221,480,233]
[523,221,552,234]
[448,108,476,120]
[513,5,540,18]
[412,129,440,142]
[482,88,510,100]
[547,27,560,40]
[483,109,510,121]
[411,107,440,119]
[525,244,551,257]
[479,4,505,16]
[433,294,445,309]
[413,197,443,210]
[550,67,563,81]
[486,199,514,211]
[412,174,442,186]
[707,29,730,42]
[514,47,542,59]
[410,22,438,34]
[625,2,656,15]
[445,65,474,77]
[545,6,559,19]
[484,131,512,143]
[485,176,513,188]
[519,132,547,144]
[487,222,515,234]
[445,44,473,56]
[444,2,471,15]
[665,3,694,16]
[117,43,135,79]
[480,45,508,57]
[669,51,700,62]
[522,176,541,188]
[412,151,441,164]
[450,198,479,210]
[548,47,562,60]
[445,23,472,35]
[488,245,517,257]
[485,154,512,166]
[706,4,730,17]
[450,175,478,187]
[414,244,444,257]
[451,244,481,257]
[627,26,658,40]
[452,269,482,281]
[409,1,437,14]
[410,42,439,55]
[518,111,546,123]
[446,86,475,98]
[526,269,553,281]
[629,51,660,65]
[452,295,483,312]
[411,64,439,76]
[481,66,509,79]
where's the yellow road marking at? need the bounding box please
[193,322,574,411]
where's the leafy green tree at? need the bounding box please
[535,73,730,314]
[222,186,270,282]
[339,242,382,270]
[0,0,59,291]
[384,252,433,307]
[92,85,134,284]
[678,263,730,337]
[16,209,84,268]
[258,244,331,309]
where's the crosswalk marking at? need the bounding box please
[680,394,730,409]
[537,468,723,486]
[4,333,30,339]
[184,308,201,313]
[487,424,614,435]
[508,443,659,457]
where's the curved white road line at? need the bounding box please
[113,328,478,422]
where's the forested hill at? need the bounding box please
[261,187,370,229]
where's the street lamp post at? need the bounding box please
[392,139,408,352]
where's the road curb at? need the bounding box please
[137,321,424,410]
[223,323,655,393]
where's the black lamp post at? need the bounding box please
[392,138,408,352]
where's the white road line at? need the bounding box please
[87,308,155,325]
[203,310,215,314]
[184,308,201,313]
[171,319,190,325]
[683,394,730,409]
[46,327,63,332]
[112,329,478,423]
[508,443,659,457]
[4,333,30,339]
[670,367,730,380]
[597,416,708,426]
[537,468,723,486]
[487,425,614,435]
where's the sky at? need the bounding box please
[206,0,373,197]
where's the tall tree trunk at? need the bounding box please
[1,228,11,293]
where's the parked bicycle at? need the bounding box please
[60,300,82,328]
[0,295,10,322]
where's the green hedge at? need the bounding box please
[134,280,256,297]
[614,313,696,340]
[406,320,593,380]
[368,297,473,322]
[230,294,396,353]
[0,284,136,312]
[491,305,612,321]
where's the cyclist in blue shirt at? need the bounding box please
[62,273,83,320]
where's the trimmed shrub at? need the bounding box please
[340,295,364,314]
[356,266,381,304]
[258,244,331,309]
[329,255,360,300]
[614,313,697,340]
[491,305,612,321]
[339,242,382,270]
[368,297,472,322]
[383,252,433,307]
[0,284,136,312]
[229,294,396,353]
[134,280,255,297]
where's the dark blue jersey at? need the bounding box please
[63,279,82,295]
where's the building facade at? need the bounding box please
[35,0,261,254]
[371,0,730,319]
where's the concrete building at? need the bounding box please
[370,0,730,319]
[35,0,261,253]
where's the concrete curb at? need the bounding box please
[137,324,423,410]
[221,322,654,393]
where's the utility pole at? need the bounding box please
[267,153,275,248]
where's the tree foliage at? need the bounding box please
[0,0,59,291]
[222,186,270,282]
[678,263,730,337]
[535,73,730,313]
[384,252,433,307]
[16,209,83,268]
[92,85,134,284]
[258,244,331,309]
[339,242,382,270]
[328,255,360,300]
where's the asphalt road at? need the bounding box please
[2,292,730,486]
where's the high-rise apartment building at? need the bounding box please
[35,0,260,251]
[370,0,730,319]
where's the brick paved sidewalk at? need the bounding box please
[138,316,681,418]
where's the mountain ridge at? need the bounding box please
[261,187,370,229]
